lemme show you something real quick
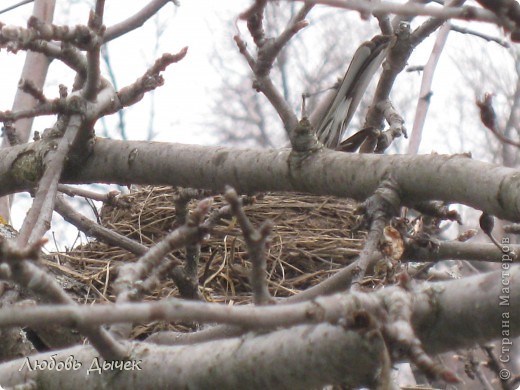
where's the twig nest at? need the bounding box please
[54,186,366,305]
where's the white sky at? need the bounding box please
[0,1,253,144]
[1,0,253,239]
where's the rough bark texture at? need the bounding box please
[0,267,517,389]
[2,139,517,219]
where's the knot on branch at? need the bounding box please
[290,117,321,153]
[254,46,275,78]
[385,22,412,70]
[2,121,20,146]
[357,177,402,224]
[27,16,102,50]
[0,236,44,263]
[239,0,268,47]
[381,285,461,384]
[117,48,188,108]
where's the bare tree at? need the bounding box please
[0,0,519,389]
[208,5,380,147]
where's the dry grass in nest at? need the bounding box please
[49,186,366,335]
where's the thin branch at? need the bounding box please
[57,184,129,206]
[100,44,127,139]
[351,177,401,287]
[54,194,146,256]
[112,198,211,304]
[288,252,381,302]
[0,0,34,15]
[22,17,102,51]
[407,21,451,154]
[225,187,273,305]
[54,193,201,306]
[3,37,87,76]
[149,267,519,364]
[103,0,177,43]
[383,281,460,383]
[482,345,516,390]
[0,268,512,346]
[361,0,465,152]
[450,24,510,47]
[108,198,211,338]
[0,96,82,122]
[474,0,520,41]
[83,5,106,101]
[374,99,407,152]
[235,2,313,142]
[286,0,498,24]
[112,48,188,113]
[15,115,81,247]
[233,35,256,69]
[239,0,268,47]
[361,22,414,152]
[0,291,361,330]
[0,279,464,390]
[259,3,313,76]
[173,188,213,300]
[293,239,520,304]
[4,256,127,360]
[253,71,299,134]
[413,201,462,224]
[17,78,47,104]
[477,92,520,148]
[376,12,393,35]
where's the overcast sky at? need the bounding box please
[0,1,251,145]
[0,0,250,237]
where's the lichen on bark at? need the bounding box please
[10,149,44,186]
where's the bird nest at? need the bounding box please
[48,186,366,335]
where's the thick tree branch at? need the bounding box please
[0,326,386,389]
[0,267,517,388]
[0,0,56,222]
[1,140,520,221]
[403,240,519,263]
[0,0,55,144]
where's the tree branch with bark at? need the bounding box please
[0,1,519,388]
